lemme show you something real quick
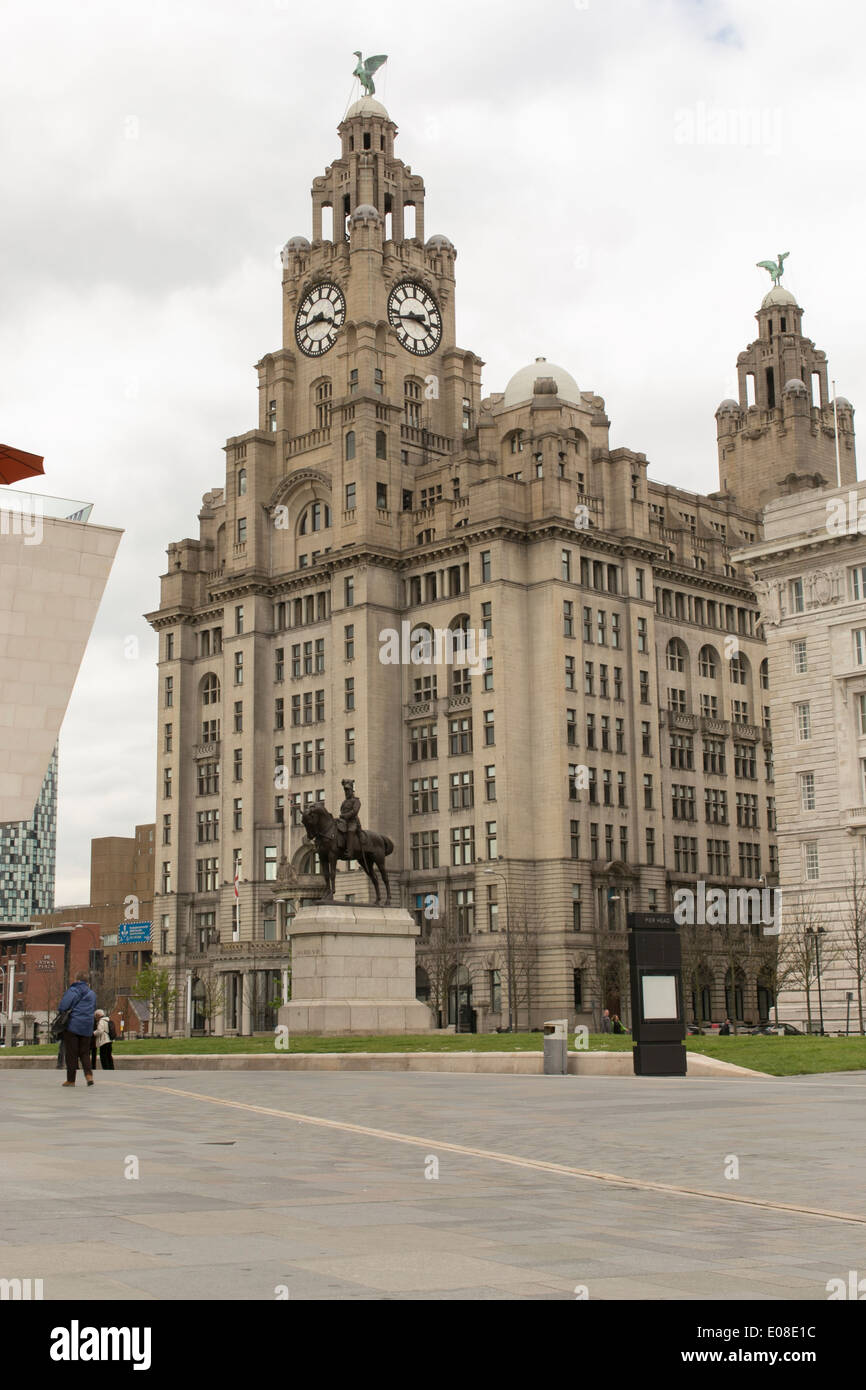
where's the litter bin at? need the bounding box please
[542,1018,568,1075]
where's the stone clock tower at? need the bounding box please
[147,92,484,1032]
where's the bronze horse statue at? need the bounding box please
[300,803,394,905]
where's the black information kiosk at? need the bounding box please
[626,912,687,1076]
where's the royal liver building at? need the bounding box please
[147,84,855,1035]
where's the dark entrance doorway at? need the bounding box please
[448,966,475,1033]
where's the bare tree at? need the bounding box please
[590,931,630,1031]
[680,918,716,1028]
[416,909,463,1030]
[839,852,866,1034]
[198,974,226,1036]
[776,894,839,1032]
[506,894,539,1031]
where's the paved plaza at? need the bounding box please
[1,1069,864,1300]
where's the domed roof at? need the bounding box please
[426,234,454,250]
[345,97,389,120]
[503,357,580,409]
[784,378,808,393]
[836,396,853,409]
[716,398,740,412]
[284,235,311,252]
[351,203,381,223]
[761,286,797,309]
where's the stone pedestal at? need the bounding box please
[279,903,435,1035]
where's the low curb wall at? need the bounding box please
[0,1050,767,1078]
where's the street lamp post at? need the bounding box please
[483,866,513,1032]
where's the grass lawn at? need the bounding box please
[4,1032,865,1075]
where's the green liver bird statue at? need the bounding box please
[353,51,388,97]
[756,252,789,287]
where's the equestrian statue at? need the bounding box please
[300,780,394,905]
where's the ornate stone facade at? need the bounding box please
[145,94,855,1034]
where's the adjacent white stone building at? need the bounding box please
[734,480,866,1032]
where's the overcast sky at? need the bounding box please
[1,0,863,904]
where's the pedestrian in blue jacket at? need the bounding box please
[58,973,97,1087]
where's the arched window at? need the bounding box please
[759,658,769,691]
[666,639,686,673]
[729,653,749,685]
[345,430,355,461]
[375,430,387,460]
[510,430,524,455]
[299,502,332,535]
[237,468,247,497]
[409,624,434,664]
[698,645,718,679]
[202,674,220,706]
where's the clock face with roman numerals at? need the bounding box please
[388,281,442,356]
[295,282,346,357]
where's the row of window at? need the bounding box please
[409,714,496,760]
[566,657,651,702]
[409,822,499,868]
[409,767,497,813]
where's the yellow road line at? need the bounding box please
[122,1081,866,1228]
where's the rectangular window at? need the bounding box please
[563,600,574,637]
[641,721,651,756]
[855,630,866,666]
[449,717,473,755]
[486,821,498,859]
[344,624,354,660]
[645,827,655,865]
[795,702,811,741]
[164,676,173,708]
[483,710,494,745]
[566,709,577,746]
[584,661,594,696]
[234,651,243,685]
[450,825,475,866]
[162,813,171,845]
[858,694,866,736]
[345,576,355,607]
[163,723,173,753]
[637,618,648,652]
[800,772,816,811]
[804,841,819,881]
[234,749,243,781]
[345,728,355,763]
[345,482,356,510]
[480,550,491,583]
[639,671,650,704]
[790,577,804,613]
[163,767,172,799]
[565,655,575,690]
[562,549,572,582]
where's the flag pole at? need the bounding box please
[832,378,841,487]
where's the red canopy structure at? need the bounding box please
[0,443,44,486]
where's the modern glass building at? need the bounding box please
[0,744,58,920]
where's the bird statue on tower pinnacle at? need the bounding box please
[756,252,789,288]
[353,51,388,96]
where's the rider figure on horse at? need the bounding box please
[336,779,364,862]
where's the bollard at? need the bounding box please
[542,1018,568,1075]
